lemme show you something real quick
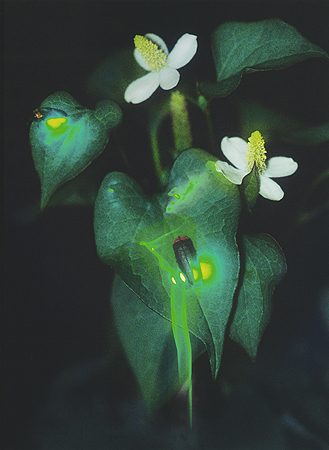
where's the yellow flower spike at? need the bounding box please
[170,91,192,155]
[134,35,167,72]
[246,130,267,174]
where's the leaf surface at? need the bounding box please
[111,275,205,411]
[229,234,287,358]
[30,91,122,208]
[199,19,329,97]
[94,149,241,378]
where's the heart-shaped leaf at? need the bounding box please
[111,274,205,412]
[199,19,329,98]
[94,149,241,377]
[30,91,122,208]
[229,234,287,359]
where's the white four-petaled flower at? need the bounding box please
[124,33,197,104]
[215,131,298,201]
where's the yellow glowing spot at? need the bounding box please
[108,188,114,192]
[192,268,201,282]
[168,188,181,200]
[171,276,177,285]
[179,272,187,283]
[134,35,167,72]
[166,180,199,213]
[246,130,267,174]
[46,117,68,129]
[200,261,213,280]
[151,247,155,252]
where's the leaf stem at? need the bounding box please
[171,281,193,428]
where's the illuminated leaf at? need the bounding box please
[229,234,287,359]
[199,19,329,98]
[29,91,122,208]
[94,149,241,380]
[111,274,205,412]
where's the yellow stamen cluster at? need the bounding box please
[246,130,267,174]
[134,35,167,72]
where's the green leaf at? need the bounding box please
[30,91,122,209]
[288,122,329,146]
[238,99,302,142]
[240,164,260,212]
[111,274,205,412]
[87,49,146,105]
[41,167,99,208]
[94,149,241,379]
[229,234,287,359]
[199,19,329,98]
[239,100,329,146]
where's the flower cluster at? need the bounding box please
[124,33,298,201]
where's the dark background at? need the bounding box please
[3,1,329,449]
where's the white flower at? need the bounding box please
[215,131,298,201]
[124,33,197,104]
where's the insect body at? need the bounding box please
[32,107,68,121]
[33,109,43,119]
[173,236,197,285]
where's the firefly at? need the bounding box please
[173,236,197,285]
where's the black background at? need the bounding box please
[3,1,329,449]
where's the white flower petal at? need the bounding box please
[145,33,169,55]
[124,73,160,104]
[221,136,248,170]
[167,33,198,69]
[265,156,298,178]
[260,175,284,200]
[159,67,180,90]
[215,160,247,185]
[134,48,151,71]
